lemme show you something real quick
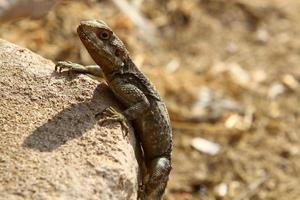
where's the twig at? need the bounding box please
[132,0,144,9]
[111,0,158,46]
[234,175,269,200]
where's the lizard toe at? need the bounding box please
[55,61,75,72]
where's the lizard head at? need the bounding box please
[77,20,129,76]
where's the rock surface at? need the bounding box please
[0,39,139,200]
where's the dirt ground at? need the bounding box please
[1,0,299,199]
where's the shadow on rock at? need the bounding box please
[23,83,114,152]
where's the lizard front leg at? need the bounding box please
[55,61,104,78]
[55,62,131,134]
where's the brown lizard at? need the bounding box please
[55,20,172,200]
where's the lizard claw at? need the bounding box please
[55,61,76,73]
[138,183,146,200]
[97,107,129,137]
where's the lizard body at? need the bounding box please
[56,20,172,200]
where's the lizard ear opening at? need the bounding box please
[115,48,123,57]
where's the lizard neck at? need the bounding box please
[105,56,138,82]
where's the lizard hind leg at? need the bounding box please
[144,156,171,200]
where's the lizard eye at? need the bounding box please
[99,31,110,40]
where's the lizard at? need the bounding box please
[55,20,172,200]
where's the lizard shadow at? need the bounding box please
[22,81,117,152]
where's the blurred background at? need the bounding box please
[1,0,300,199]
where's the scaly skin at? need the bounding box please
[55,20,172,200]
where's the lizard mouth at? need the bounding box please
[77,26,102,51]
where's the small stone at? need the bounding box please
[165,59,180,73]
[268,82,285,99]
[228,63,251,86]
[281,74,299,90]
[256,29,269,43]
[251,69,267,83]
[191,137,221,155]
[225,114,242,129]
[214,183,228,197]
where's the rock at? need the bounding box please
[0,39,139,200]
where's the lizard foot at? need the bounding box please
[55,61,83,73]
[97,107,129,137]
